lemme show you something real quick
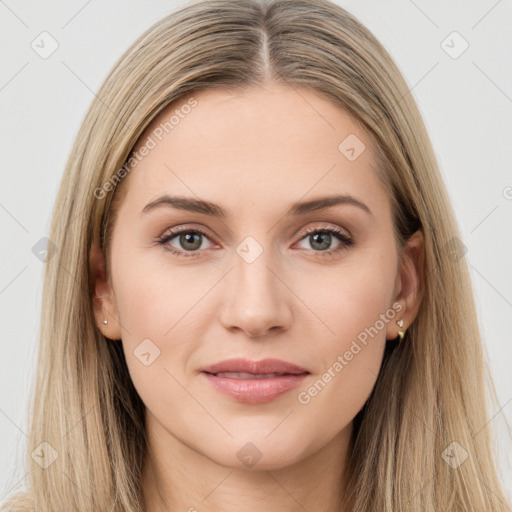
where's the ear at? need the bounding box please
[90,237,122,340]
[386,229,424,340]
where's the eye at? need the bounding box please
[294,225,353,258]
[156,224,354,259]
[157,226,215,258]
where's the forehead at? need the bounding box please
[121,84,389,218]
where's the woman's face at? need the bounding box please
[94,83,419,470]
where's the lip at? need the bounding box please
[201,357,309,375]
[200,358,310,404]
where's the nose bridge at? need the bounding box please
[236,239,275,292]
[233,233,281,304]
[219,233,291,336]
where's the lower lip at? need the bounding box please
[201,372,309,404]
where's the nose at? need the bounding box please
[218,246,293,338]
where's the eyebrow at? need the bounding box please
[141,193,373,218]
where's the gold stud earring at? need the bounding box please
[397,318,405,343]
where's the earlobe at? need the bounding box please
[89,237,122,340]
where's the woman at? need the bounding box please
[2,0,510,510]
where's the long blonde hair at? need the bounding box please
[2,0,510,510]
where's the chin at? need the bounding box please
[200,435,313,471]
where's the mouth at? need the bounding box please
[200,370,309,404]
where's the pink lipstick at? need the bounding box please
[200,358,310,404]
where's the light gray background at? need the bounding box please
[1,0,511,503]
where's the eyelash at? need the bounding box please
[156,224,354,259]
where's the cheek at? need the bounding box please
[305,248,396,346]
[109,245,209,392]
[110,236,199,333]
[296,247,396,413]
[110,261,197,424]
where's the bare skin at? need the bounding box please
[91,82,423,512]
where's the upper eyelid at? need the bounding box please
[300,224,351,237]
[160,224,217,243]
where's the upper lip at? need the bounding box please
[201,358,310,375]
